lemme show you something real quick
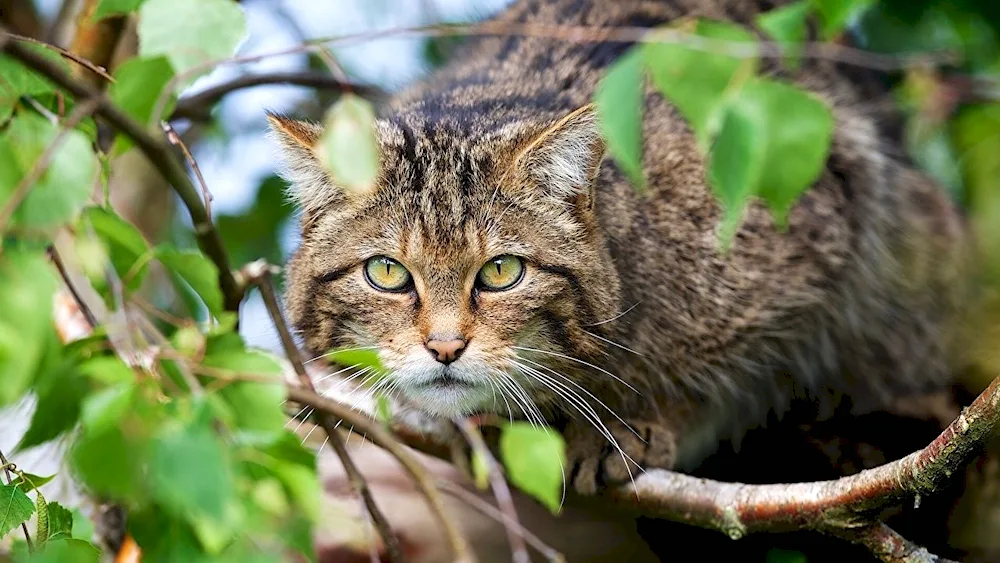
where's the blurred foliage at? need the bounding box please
[2,0,1000,560]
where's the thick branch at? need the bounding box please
[242,261,407,563]
[0,29,243,313]
[605,376,1000,538]
[170,72,380,121]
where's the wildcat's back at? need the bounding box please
[274,0,971,478]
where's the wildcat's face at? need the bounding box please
[270,106,620,419]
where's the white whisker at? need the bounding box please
[585,302,641,327]
[511,346,640,394]
[583,330,646,357]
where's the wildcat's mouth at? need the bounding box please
[419,373,475,389]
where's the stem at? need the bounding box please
[245,261,406,563]
[455,419,530,563]
[0,447,34,552]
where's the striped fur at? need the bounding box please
[270,0,974,477]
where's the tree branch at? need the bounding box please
[241,260,408,563]
[66,0,124,88]
[0,28,243,314]
[170,72,381,122]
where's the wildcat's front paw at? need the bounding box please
[564,418,677,495]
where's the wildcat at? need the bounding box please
[267,0,972,494]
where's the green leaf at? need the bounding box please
[94,0,147,20]
[80,381,137,435]
[811,0,874,40]
[78,356,136,385]
[595,49,645,191]
[0,483,35,538]
[0,250,59,407]
[16,358,88,451]
[953,103,1000,278]
[155,246,225,316]
[0,113,98,234]
[16,538,101,563]
[70,424,144,500]
[107,56,175,154]
[44,502,74,543]
[644,19,757,149]
[471,451,489,490]
[375,394,392,426]
[138,0,247,77]
[13,473,55,494]
[324,348,386,378]
[71,509,95,541]
[0,43,69,119]
[708,100,764,246]
[147,417,236,526]
[735,79,834,225]
[767,548,809,563]
[79,207,152,291]
[756,1,812,68]
[317,94,379,194]
[201,349,287,432]
[233,431,320,522]
[499,423,565,514]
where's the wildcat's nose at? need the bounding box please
[425,338,466,364]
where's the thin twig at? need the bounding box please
[242,260,406,563]
[845,523,957,563]
[0,447,34,552]
[437,480,566,563]
[47,245,99,328]
[0,27,244,314]
[0,97,100,231]
[149,19,961,123]
[283,384,476,563]
[7,32,115,83]
[169,71,379,121]
[456,419,530,563]
[161,121,213,219]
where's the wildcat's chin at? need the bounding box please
[387,355,508,419]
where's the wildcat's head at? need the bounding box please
[268,104,621,419]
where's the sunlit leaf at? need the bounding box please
[138,0,247,78]
[953,103,1000,278]
[707,99,766,247]
[318,94,379,194]
[595,49,645,191]
[0,43,68,119]
[71,508,95,542]
[644,19,757,149]
[499,423,565,514]
[756,1,811,68]
[155,246,224,316]
[79,206,152,291]
[324,348,385,377]
[147,416,236,528]
[43,502,74,543]
[94,0,147,20]
[13,473,55,494]
[108,56,175,154]
[736,79,834,226]
[0,250,59,407]
[201,349,287,432]
[811,0,875,40]
[0,113,98,235]
[0,483,35,538]
[80,381,136,435]
[14,538,101,563]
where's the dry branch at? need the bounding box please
[169,71,380,121]
[0,28,243,314]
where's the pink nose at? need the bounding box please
[425,339,466,364]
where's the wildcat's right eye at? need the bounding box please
[364,256,412,292]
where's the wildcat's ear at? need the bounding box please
[266,112,343,216]
[513,104,606,206]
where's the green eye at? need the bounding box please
[477,255,524,291]
[364,256,412,291]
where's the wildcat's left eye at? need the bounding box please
[476,255,524,291]
[365,256,412,292]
